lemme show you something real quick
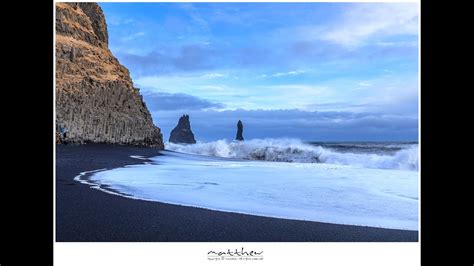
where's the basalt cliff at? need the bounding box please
[56,2,164,148]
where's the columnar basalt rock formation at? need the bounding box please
[169,115,197,144]
[236,120,244,141]
[56,2,164,148]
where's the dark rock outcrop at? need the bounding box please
[169,115,196,144]
[56,3,164,148]
[236,120,244,141]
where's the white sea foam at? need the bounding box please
[130,155,146,160]
[165,138,419,171]
[86,151,419,230]
[319,145,419,171]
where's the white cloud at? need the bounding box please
[357,81,372,87]
[272,70,307,77]
[121,31,145,42]
[107,16,135,26]
[236,84,332,111]
[200,73,227,79]
[198,85,226,92]
[135,72,333,111]
[259,70,308,78]
[311,3,419,48]
[375,41,418,47]
[134,74,241,102]
[134,69,417,116]
[179,3,211,33]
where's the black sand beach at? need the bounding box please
[56,144,418,242]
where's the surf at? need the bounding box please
[165,138,419,171]
[84,150,419,230]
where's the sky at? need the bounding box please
[100,2,419,142]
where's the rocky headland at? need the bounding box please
[56,3,164,148]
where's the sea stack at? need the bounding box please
[55,3,164,147]
[236,120,244,141]
[169,115,196,144]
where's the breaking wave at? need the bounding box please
[165,138,419,171]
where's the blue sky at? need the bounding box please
[100,2,419,142]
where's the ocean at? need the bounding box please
[76,139,419,230]
[166,139,419,171]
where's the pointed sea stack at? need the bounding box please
[169,115,196,144]
[236,120,244,141]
